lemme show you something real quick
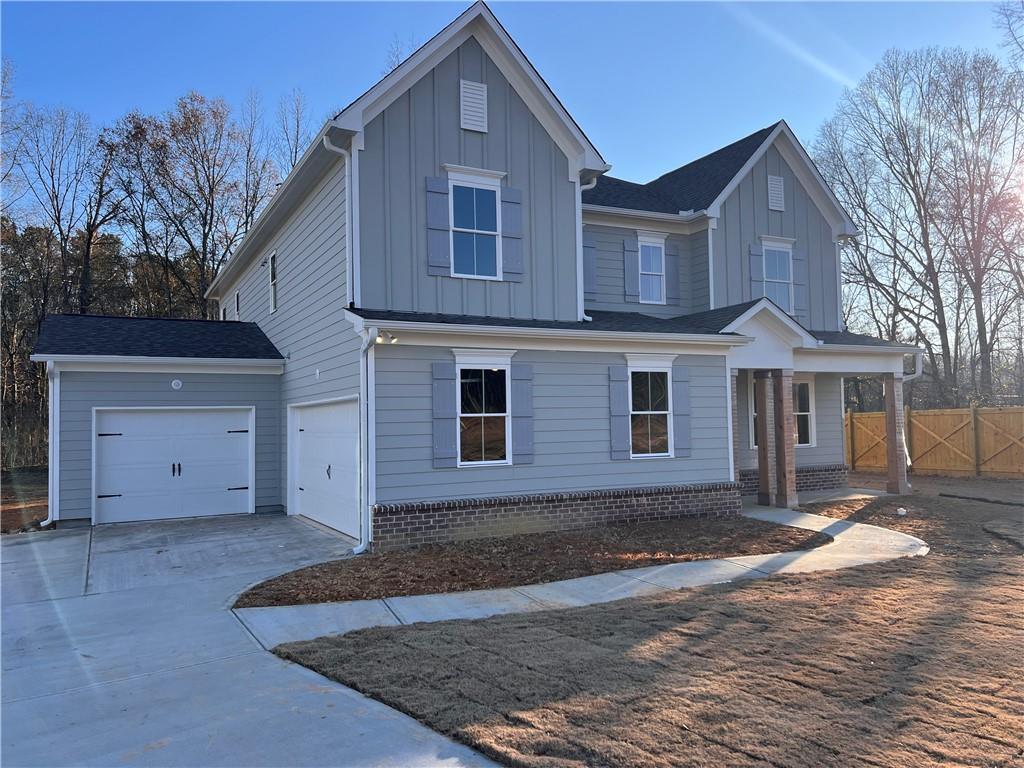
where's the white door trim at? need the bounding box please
[90,405,257,524]
[286,395,361,535]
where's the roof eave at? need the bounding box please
[30,353,284,367]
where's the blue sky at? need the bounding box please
[1,2,1005,181]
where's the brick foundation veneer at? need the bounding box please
[739,464,849,496]
[371,482,742,551]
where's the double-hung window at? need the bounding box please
[638,233,666,304]
[749,376,815,447]
[455,351,513,466]
[629,364,673,458]
[450,168,503,280]
[268,252,278,313]
[761,237,793,312]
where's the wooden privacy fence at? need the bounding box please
[844,406,1024,478]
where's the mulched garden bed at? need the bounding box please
[1,466,49,534]
[234,515,830,607]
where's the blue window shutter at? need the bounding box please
[426,177,451,277]
[749,245,764,298]
[609,365,630,460]
[583,233,597,299]
[666,246,681,305]
[672,365,691,457]
[511,363,533,464]
[624,236,640,303]
[432,361,457,468]
[501,187,523,282]
[793,247,809,322]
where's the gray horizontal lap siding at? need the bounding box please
[218,159,361,507]
[712,145,841,331]
[373,346,731,503]
[360,37,579,322]
[57,371,281,520]
[734,371,845,470]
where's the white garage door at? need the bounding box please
[294,400,360,538]
[94,408,253,524]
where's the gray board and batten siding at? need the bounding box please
[359,37,580,322]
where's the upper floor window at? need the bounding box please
[761,237,793,312]
[629,366,672,458]
[455,351,513,466]
[450,169,502,280]
[268,252,278,313]
[638,233,667,304]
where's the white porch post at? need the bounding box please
[753,370,772,506]
[884,372,910,494]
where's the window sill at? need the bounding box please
[630,453,674,460]
[450,272,504,282]
[456,459,512,468]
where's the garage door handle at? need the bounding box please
[171,463,176,477]
[177,463,182,476]
[326,464,331,480]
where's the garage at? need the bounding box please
[93,407,255,524]
[291,399,360,538]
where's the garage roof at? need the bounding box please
[33,314,284,361]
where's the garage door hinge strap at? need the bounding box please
[227,429,249,433]
[97,433,122,437]
[96,494,122,499]
[227,486,249,491]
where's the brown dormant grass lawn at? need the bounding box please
[277,494,1023,767]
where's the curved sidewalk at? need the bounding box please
[234,508,929,649]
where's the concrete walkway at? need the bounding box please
[236,503,930,649]
[2,515,494,767]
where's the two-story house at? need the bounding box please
[32,2,919,550]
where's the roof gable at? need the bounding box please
[333,1,606,175]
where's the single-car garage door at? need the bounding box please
[94,407,253,524]
[293,400,360,538]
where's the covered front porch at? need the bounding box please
[722,300,920,508]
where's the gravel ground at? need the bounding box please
[235,516,830,607]
[278,495,1023,768]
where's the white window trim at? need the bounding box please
[760,236,794,313]
[453,349,515,468]
[233,291,240,320]
[748,374,816,449]
[268,252,278,314]
[637,231,667,305]
[448,168,503,282]
[626,353,674,460]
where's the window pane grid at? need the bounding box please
[630,370,670,456]
[762,245,792,312]
[750,379,813,447]
[458,367,508,464]
[452,183,499,278]
[639,242,665,303]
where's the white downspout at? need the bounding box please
[351,325,378,555]
[578,174,600,322]
[322,132,354,306]
[43,362,58,527]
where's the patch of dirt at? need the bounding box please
[278,495,1024,768]
[235,516,831,608]
[850,471,1023,506]
[1,466,49,533]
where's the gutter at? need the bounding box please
[582,203,708,223]
[343,312,753,347]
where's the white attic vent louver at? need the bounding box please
[768,175,785,211]
[460,79,488,133]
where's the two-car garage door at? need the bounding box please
[94,408,252,524]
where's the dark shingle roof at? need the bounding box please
[33,314,284,360]
[811,329,917,349]
[582,122,780,214]
[349,303,760,336]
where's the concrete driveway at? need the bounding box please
[1,514,492,767]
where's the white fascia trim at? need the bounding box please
[719,298,819,348]
[582,203,707,224]
[344,314,752,349]
[333,3,605,174]
[805,343,921,354]
[33,355,284,375]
